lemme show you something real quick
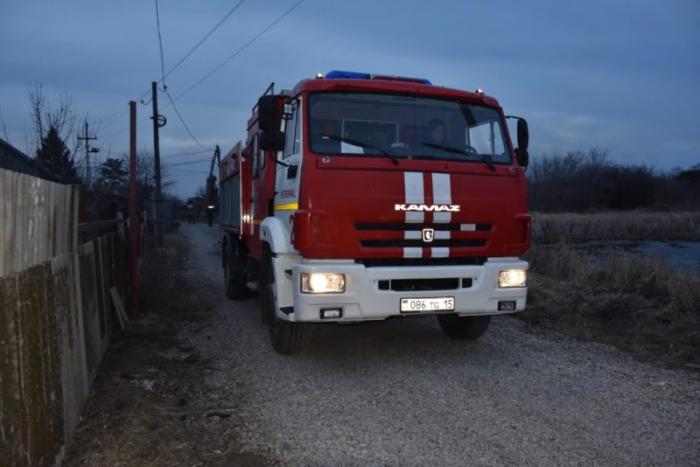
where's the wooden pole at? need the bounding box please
[151,81,163,246]
[128,101,139,320]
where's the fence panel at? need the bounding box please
[0,169,78,277]
[1,169,132,466]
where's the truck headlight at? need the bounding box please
[498,269,527,288]
[300,272,346,294]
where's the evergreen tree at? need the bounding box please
[35,125,80,184]
[96,157,127,188]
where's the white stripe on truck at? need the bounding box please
[404,172,424,258]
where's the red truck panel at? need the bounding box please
[293,155,529,260]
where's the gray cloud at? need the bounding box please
[1,0,698,198]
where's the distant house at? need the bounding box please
[0,138,57,181]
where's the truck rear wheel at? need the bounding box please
[262,257,305,354]
[224,240,247,299]
[436,314,491,340]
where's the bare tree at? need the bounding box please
[28,84,78,150]
[527,149,659,211]
[121,149,175,201]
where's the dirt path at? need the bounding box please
[67,224,700,466]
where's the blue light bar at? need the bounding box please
[325,70,371,80]
[324,70,431,85]
[372,74,432,85]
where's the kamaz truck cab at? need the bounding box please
[219,71,531,354]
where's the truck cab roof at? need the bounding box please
[292,73,502,109]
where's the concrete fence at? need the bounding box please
[1,169,129,466]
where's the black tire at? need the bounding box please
[436,314,491,340]
[224,241,247,299]
[262,256,305,354]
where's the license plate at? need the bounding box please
[400,297,455,313]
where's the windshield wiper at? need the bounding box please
[421,142,496,171]
[320,133,399,165]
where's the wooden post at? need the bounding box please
[151,81,163,246]
[128,101,139,320]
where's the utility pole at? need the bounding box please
[128,100,139,320]
[151,81,165,246]
[77,120,98,187]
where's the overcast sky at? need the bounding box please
[1,0,698,198]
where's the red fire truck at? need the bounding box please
[219,71,531,354]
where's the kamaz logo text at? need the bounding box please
[394,204,460,212]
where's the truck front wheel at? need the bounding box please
[262,258,305,354]
[436,314,491,340]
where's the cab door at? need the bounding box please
[274,98,302,229]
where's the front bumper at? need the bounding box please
[277,257,528,322]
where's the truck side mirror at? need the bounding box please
[258,95,280,132]
[259,129,285,152]
[517,118,529,151]
[515,118,529,168]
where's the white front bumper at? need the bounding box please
[274,257,528,322]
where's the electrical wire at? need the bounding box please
[168,167,211,175]
[164,149,212,158]
[152,0,213,151]
[154,0,167,88]
[172,0,305,103]
[98,1,305,156]
[99,106,129,131]
[168,157,212,167]
[171,169,210,174]
[164,89,212,151]
[164,0,246,84]
[103,1,248,128]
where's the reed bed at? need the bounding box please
[523,242,700,368]
[531,211,700,243]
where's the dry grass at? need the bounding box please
[526,242,676,294]
[668,275,700,316]
[523,242,700,368]
[532,211,700,243]
[64,232,270,467]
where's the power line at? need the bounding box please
[164,0,246,84]
[154,0,167,87]
[106,1,248,128]
[173,0,305,103]
[164,89,212,151]
[100,124,131,140]
[99,106,129,131]
[99,1,304,144]
[164,149,212,158]
[169,157,212,167]
[168,167,211,175]
[152,1,212,153]
[139,0,248,104]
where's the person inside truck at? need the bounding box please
[427,118,447,146]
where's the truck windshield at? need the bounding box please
[308,92,512,164]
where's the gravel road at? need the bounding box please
[179,224,699,465]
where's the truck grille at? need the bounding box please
[355,222,491,252]
[355,222,491,232]
[360,239,486,248]
[378,278,462,292]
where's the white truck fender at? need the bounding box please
[260,217,295,255]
